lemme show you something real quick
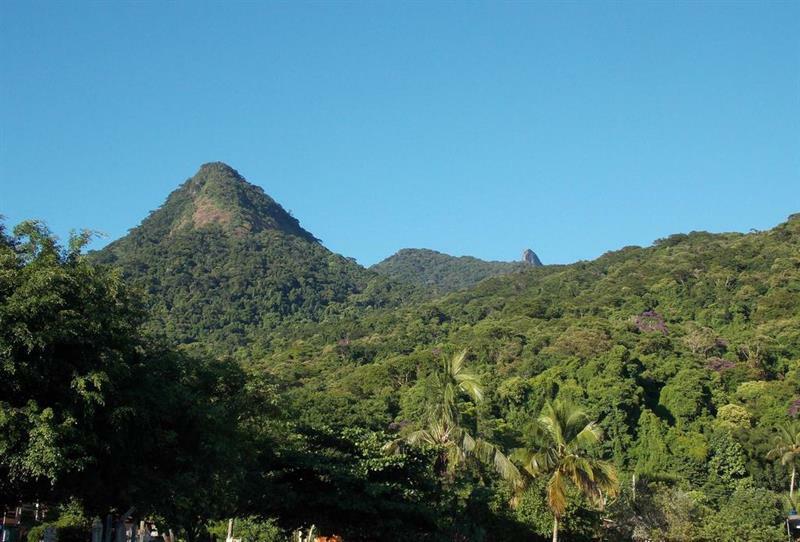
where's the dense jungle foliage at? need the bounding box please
[3,165,800,541]
[370,248,537,295]
[256,213,800,541]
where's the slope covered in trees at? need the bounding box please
[371,248,538,295]
[6,162,800,540]
[0,221,458,541]
[91,163,411,350]
[255,214,800,539]
[0,222,254,536]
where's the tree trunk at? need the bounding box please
[791,465,796,500]
[552,516,559,542]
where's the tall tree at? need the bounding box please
[767,421,800,499]
[0,220,249,540]
[0,220,144,503]
[516,400,618,542]
[385,350,521,488]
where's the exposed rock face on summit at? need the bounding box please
[522,248,542,266]
[129,162,317,240]
[92,163,395,349]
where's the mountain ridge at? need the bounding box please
[370,247,540,294]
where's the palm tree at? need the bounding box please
[767,421,800,499]
[384,350,521,488]
[516,400,618,542]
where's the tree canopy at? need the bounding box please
[4,203,800,541]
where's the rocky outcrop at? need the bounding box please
[522,248,542,266]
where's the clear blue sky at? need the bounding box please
[1,1,798,266]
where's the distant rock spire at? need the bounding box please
[522,249,542,266]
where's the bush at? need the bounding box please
[27,525,46,542]
[702,482,784,542]
[208,517,285,542]
[26,501,89,542]
[26,524,87,542]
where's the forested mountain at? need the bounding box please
[91,163,410,349]
[371,248,539,295]
[255,213,800,539]
[7,166,800,540]
[267,214,800,430]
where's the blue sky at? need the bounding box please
[1,1,798,266]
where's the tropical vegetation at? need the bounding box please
[3,163,800,541]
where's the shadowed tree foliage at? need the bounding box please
[0,220,251,541]
[0,220,145,503]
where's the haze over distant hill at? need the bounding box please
[371,248,541,295]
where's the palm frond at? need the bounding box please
[451,350,484,403]
[446,440,466,471]
[767,422,800,464]
[490,444,522,485]
[766,445,785,460]
[574,422,603,450]
[563,403,590,441]
[566,456,597,495]
[459,428,477,454]
[441,383,458,425]
[547,470,568,518]
[385,348,523,487]
[571,467,602,504]
[407,428,437,446]
[514,448,539,477]
[538,404,564,448]
[592,460,620,496]
[518,399,620,521]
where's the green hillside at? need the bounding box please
[269,214,800,426]
[371,248,539,295]
[91,163,411,349]
[256,214,800,539]
[7,169,800,540]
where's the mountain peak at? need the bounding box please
[522,249,542,265]
[198,161,239,174]
[190,162,245,189]
[93,163,377,348]
[135,163,317,241]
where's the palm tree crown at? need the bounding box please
[767,421,800,498]
[516,400,618,542]
[385,350,521,487]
